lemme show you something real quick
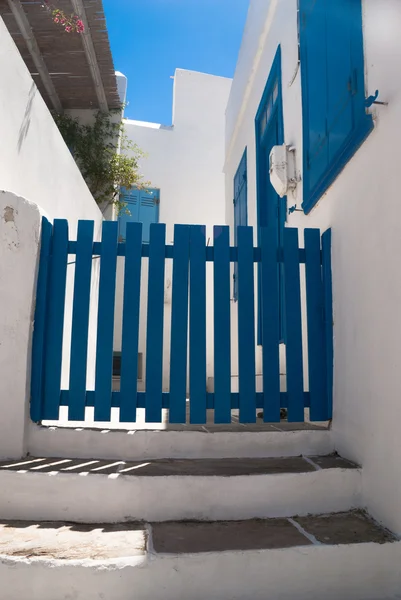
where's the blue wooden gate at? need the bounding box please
[30,219,332,424]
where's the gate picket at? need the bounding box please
[94,221,118,422]
[31,217,53,422]
[189,225,207,424]
[169,225,190,423]
[304,228,327,421]
[120,222,143,422]
[69,220,94,421]
[283,228,304,422]
[213,225,231,423]
[260,227,281,422]
[322,229,333,420]
[237,226,256,423]
[43,219,69,421]
[145,223,166,423]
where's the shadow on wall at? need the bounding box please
[17,82,36,153]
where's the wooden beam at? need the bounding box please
[70,0,109,112]
[7,0,63,113]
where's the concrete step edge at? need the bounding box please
[27,423,334,460]
[0,467,362,523]
[0,512,400,600]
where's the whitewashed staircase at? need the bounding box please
[0,425,400,600]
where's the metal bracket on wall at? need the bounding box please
[288,205,303,214]
[365,90,388,107]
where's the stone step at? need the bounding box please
[27,420,333,460]
[0,454,360,522]
[0,511,400,600]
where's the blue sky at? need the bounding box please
[103,0,250,124]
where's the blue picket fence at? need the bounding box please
[30,219,333,425]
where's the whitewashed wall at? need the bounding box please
[0,17,104,454]
[0,17,102,229]
[225,0,401,534]
[124,69,231,240]
[114,69,231,391]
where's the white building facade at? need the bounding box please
[225,0,401,535]
[113,69,232,391]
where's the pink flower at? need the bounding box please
[44,3,83,34]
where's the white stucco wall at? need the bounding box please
[114,69,232,390]
[0,192,43,459]
[0,17,104,453]
[115,71,128,106]
[0,17,102,229]
[124,69,231,238]
[225,0,401,534]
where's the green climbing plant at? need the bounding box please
[53,110,148,212]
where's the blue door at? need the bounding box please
[256,47,286,341]
[233,150,247,301]
[259,118,286,243]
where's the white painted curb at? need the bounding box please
[27,423,334,460]
[0,467,361,522]
[0,541,400,600]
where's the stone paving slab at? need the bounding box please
[0,521,146,560]
[0,454,358,476]
[295,510,396,545]
[151,511,397,555]
[0,511,395,560]
[151,519,310,553]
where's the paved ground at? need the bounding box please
[0,511,395,559]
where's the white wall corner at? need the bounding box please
[115,71,128,107]
[0,190,48,459]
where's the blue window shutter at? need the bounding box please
[301,0,372,212]
[349,0,368,120]
[138,189,159,243]
[326,0,354,162]
[118,188,159,243]
[302,0,329,191]
[118,188,140,241]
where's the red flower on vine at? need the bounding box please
[42,2,85,34]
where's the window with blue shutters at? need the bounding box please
[233,149,247,301]
[118,188,160,243]
[300,0,373,213]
